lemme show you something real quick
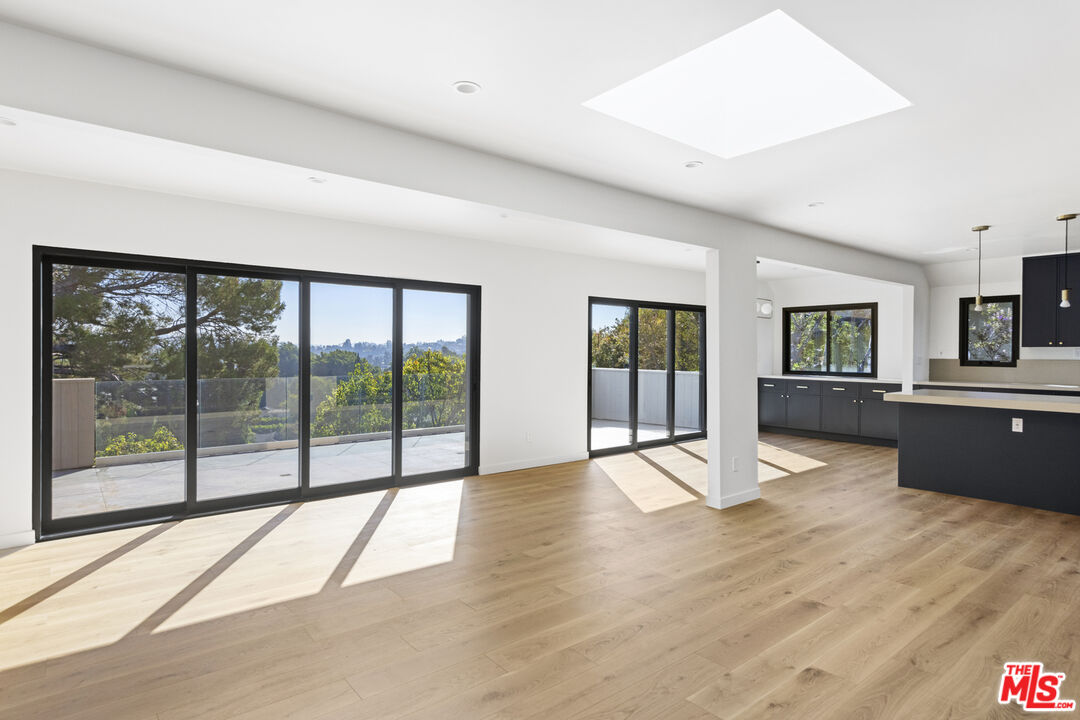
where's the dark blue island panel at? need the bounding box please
[897,402,1080,516]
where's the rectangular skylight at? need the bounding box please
[584,10,910,158]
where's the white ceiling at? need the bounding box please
[0,0,1078,263]
[0,106,708,271]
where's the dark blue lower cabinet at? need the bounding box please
[822,396,859,435]
[758,378,898,444]
[786,395,821,431]
[859,398,898,440]
[758,391,787,426]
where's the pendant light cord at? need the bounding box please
[977,229,982,297]
[1066,219,1070,290]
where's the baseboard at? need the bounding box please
[480,453,589,476]
[718,487,762,508]
[0,530,36,549]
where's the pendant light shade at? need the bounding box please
[1059,214,1076,309]
[972,225,989,312]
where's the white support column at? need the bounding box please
[901,284,916,393]
[705,244,761,509]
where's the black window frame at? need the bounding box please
[783,302,878,378]
[587,297,706,458]
[958,294,1020,367]
[33,245,481,541]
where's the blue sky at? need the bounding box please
[592,303,629,332]
[275,283,468,345]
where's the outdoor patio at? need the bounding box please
[51,432,467,518]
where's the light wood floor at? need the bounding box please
[1,433,1079,719]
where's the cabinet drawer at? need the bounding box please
[823,382,857,396]
[758,379,787,393]
[860,383,901,399]
[787,380,821,395]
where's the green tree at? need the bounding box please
[591,309,702,371]
[311,358,392,436]
[311,349,361,377]
[789,311,826,371]
[403,348,466,428]
[53,267,288,447]
[967,302,1013,361]
[311,348,467,437]
[278,342,299,377]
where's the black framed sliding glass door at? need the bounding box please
[196,273,301,501]
[588,298,705,457]
[309,282,394,488]
[401,289,473,478]
[35,247,480,539]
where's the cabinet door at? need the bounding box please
[859,397,898,439]
[821,396,859,435]
[1022,255,1058,347]
[758,391,787,426]
[786,395,821,431]
[1058,253,1080,346]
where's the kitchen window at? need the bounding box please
[783,303,877,377]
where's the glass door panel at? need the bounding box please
[674,310,704,435]
[309,282,394,487]
[636,307,671,442]
[50,264,187,518]
[590,303,632,450]
[401,289,470,476]
[196,275,300,500]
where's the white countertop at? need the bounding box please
[915,379,1080,392]
[759,375,901,385]
[885,388,1080,414]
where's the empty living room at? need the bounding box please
[1,2,1079,718]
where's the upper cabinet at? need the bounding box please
[1022,253,1080,346]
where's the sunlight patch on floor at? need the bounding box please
[757,442,827,473]
[343,479,463,587]
[156,492,387,633]
[638,446,707,495]
[758,462,790,482]
[0,506,284,670]
[594,453,697,513]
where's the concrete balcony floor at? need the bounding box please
[51,432,467,519]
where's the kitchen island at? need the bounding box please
[885,389,1080,515]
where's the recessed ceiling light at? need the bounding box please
[808,201,825,207]
[307,176,327,184]
[453,81,482,95]
[584,10,911,158]
[684,160,704,169]
[0,117,15,127]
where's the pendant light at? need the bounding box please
[1059,213,1076,308]
[972,225,990,312]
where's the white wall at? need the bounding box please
[755,281,775,375]
[759,273,907,380]
[925,256,1079,360]
[0,170,705,545]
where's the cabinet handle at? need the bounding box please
[763,383,775,387]
[832,387,846,391]
[796,385,809,389]
[872,389,887,393]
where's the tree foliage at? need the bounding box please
[312,348,467,437]
[788,309,873,373]
[966,301,1014,361]
[53,266,287,448]
[591,309,702,371]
